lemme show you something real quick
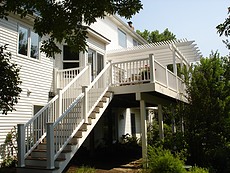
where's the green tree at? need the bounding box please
[183,52,230,172]
[0,45,22,115]
[0,0,143,57]
[216,7,230,50]
[136,28,176,43]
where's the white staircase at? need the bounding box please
[17,63,113,173]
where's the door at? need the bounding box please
[88,48,104,80]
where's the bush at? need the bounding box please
[147,146,186,173]
[188,166,209,173]
[75,166,95,173]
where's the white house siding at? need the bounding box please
[89,16,136,52]
[0,16,54,160]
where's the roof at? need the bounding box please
[106,39,202,66]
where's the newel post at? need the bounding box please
[149,54,155,83]
[17,124,25,167]
[57,89,62,117]
[82,86,88,123]
[46,123,55,169]
[53,68,58,94]
[87,63,92,84]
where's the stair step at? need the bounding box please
[80,123,88,131]
[31,148,71,159]
[25,157,65,167]
[37,143,74,150]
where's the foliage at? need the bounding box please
[0,45,22,115]
[188,166,209,173]
[147,146,186,173]
[136,28,176,43]
[0,0,143,57]
[0,126,18,168]
[182,52,230,172]
[74,166,95,173]
[216,7,230,51]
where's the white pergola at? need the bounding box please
[107,39,202,73]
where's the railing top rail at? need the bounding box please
[87,62,111,91]
[25,94,59,127]
[53,93,84,127]
[61,65,89,93]
[112,57,149,64]
[57,67,84,73]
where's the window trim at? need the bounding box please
[17,24,40,60]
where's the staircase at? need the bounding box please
[17,63,113,173]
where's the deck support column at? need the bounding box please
[158,104,164,140]
[136,92,148,168]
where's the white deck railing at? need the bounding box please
[111,54,186,96]
[17,65,91,167]
[112,58,150,85]
[56,67,84,89]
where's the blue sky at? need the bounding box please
[124,0,229,57]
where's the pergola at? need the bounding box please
[107,39,202,75]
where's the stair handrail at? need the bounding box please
[17,65,90,167]
[85,62,112,118]
[46,62,112,166]
[51,93,85,161]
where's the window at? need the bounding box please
[18,25,39,59]
[63,45,79,69]
[118,29,127,48]
[133,39,139,46]
[131,113,136,136]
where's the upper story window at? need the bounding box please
[18,25,39,59]
[118,28,127,48]
[133,39,139,46]
[63,45,79,69]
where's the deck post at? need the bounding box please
[172,47,177,76]
[17,124,25,167]
[158,104,164,140]
[46,123,55,169]
[136,92,148,168]
[149,54,155,83]
[82,86,88,123]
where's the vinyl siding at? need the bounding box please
[0,17,54,159]
[89,16,135,52]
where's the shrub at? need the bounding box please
[75,166,95,173]
[147,146,186,173]
[188,166,209,173]
[0,126,18,168]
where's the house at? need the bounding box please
[0,12,201,172]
